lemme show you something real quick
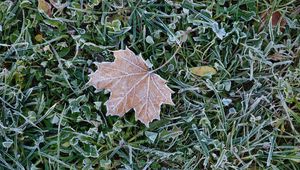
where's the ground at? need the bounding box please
[0,0,300,169]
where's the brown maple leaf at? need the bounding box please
[88,48,174,126]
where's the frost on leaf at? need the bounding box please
[88,48,174,126]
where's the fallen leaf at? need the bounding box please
[271,11,284,26]
[259,10,286,32]
[38,0,52,16]
[35,34,43,42]
[88,48,174,126]
[268,53,285,62]
[190,66,217,76]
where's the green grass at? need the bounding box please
[0,0,300,169]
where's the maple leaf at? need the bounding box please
[88,48,174,126]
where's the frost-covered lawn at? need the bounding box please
[0,0,299,169]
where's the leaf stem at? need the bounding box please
[151,44,182,73]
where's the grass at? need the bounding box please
[0,0,300,169]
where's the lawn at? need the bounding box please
[0,0,300,169]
